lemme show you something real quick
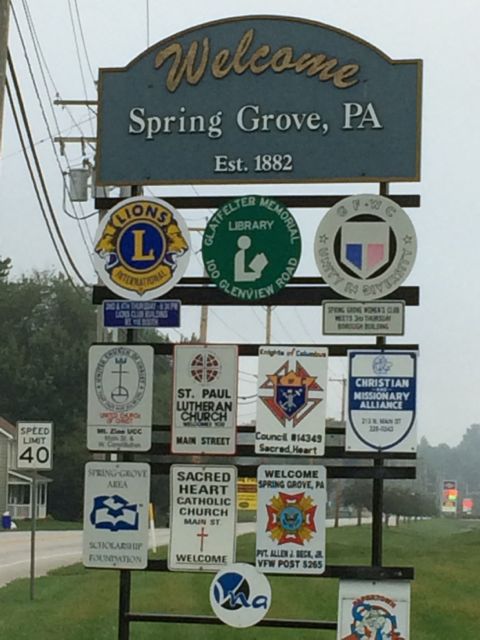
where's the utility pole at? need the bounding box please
[0,0,10,157]
[330,375,347,527]
[188,226,207,341]
[199,297,208,341]
[265,306,274,344]
[330,376,347,423]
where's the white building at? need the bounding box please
[0,417,50,520]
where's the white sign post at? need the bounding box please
[17,421,53,470]
[347,350,417,453]
[337,580,411,640]
[83,461,150,569]
[168,465,237,571]
[172,345,238,455]
[256,346,328,456]
[87,345,154,451]
[256,465,327,574]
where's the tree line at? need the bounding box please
[0,263,172,520]
[1,262,477,521]
[336,427,480,522]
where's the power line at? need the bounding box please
[67,0,94,137]
[19,0,94,135]
[13,1,95,256]
[273,308,296,343]
[72,0,96,85]
[7,52,89,286]
[294,307,317,342]
[5,76,82,293]
[2,114,95,160]
[146,0,150,48]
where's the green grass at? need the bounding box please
[1,519,479,639]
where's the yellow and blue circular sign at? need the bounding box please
[93,196,190,300]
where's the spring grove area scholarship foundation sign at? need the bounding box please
[96,16,422,185]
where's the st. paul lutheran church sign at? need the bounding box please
[96,16,422,185]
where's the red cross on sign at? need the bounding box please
[196,527,209,551]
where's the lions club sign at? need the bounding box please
[93,196,190,300]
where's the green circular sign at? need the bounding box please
[202,196,301,300]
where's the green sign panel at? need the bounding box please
[202,196,301,300]
[96,16,422,186]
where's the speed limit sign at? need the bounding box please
[16,422,53,470]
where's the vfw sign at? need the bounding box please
[96,16,421,185]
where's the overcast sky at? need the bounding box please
[1,0,479,446]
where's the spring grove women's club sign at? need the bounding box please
[96,16,422,185]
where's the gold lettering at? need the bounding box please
[154,28,360,91]
[132,230,155,261]
[333,63,360,88]
[269,47,295,72]
[294,53,327,74]
[317,58,339,81]
[154,39,209,92]
[212,49,232,78]
[248,45,271,73]
[232,28,255,74]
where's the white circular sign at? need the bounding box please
[314,194,417,301]
[209,563,272,628]
[94,346,147,411]
[93,196,191,300]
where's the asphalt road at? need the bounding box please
[0,529,172,589]
[0,519,367,589]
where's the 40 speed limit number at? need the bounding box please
[16,421,53,470]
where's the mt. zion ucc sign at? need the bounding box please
[96,16,422,185]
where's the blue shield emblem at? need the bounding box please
[276,384,307,418]
[340,221,389,278]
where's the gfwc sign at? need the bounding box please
[96,15,422,185]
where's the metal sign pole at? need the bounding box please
[370,189,388,567]
[117,325,136,640]
[30,469,37,600]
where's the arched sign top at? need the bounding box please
[119,15,415,73]
[96,15,422,186]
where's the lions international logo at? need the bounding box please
[343,594,406,640]
[93,196,190,300]
[266,492,317,545]
[259,361,324,427]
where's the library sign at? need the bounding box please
[96,15,422,185]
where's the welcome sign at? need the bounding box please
[96,16,422,185]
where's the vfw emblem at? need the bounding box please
[266,492,317,545]
[260,362,323,427]
[341,221,389,278]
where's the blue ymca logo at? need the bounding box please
[212,572,269,611]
